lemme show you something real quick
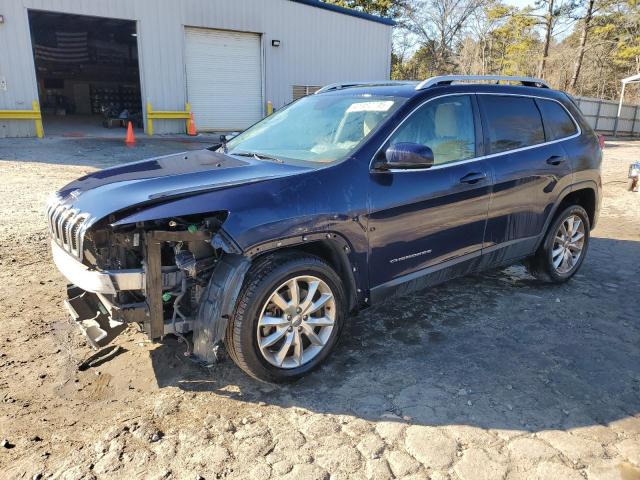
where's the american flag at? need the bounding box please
[35,31,89,63]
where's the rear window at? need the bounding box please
[479,96,545,154]
[537,99,578,140]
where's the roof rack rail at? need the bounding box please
[415,75,550,90]
[315,80,418,94]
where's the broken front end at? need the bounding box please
[47,199,249,364]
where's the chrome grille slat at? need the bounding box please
[61,210,75,248]
[53,204,68,240]
[51,205,62,238]
[64,209,78,252]
[70,215,87,254]
[46,203,56,235]
[77,217,91,257]
[46,196,91,261]
[56,208,69,245]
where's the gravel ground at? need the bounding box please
[0,137,639,480]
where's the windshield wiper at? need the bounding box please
[232,151,284,163]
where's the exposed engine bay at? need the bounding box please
[62,213,249,365]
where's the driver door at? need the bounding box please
[367,94,492,290]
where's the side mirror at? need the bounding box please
[220,132,240,143]
[379,143,434,170]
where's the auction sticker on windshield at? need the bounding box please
[346,101,395,113]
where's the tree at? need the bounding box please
[324,0,408,17]
[569,0,597,89]
[452,3,541,76]
[387,0,639,102]
[531,0,577,78]
[488,6,540,75]
[404,0,490,73]
[463,0,506,74]
[613,0,640,73]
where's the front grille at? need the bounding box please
[46,197,92,260]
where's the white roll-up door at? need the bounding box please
[185,27,262,131]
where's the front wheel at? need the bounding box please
[225,253,346,382]
[525,205,590,283]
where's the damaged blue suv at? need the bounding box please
[48,75,602,382]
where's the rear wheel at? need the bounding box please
[226,253,346,382]
[526,205,590,283]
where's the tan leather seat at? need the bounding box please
[363,112,379,136]
[433,102,473,163]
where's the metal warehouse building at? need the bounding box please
[0,0,393,138]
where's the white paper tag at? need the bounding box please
[346,101,394,113]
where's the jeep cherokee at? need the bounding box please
[47,75,602,382]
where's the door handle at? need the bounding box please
[459,172,487,184]
[546,155,564,166]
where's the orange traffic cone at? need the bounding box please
[125,121,135,146]
[187,112,197,136]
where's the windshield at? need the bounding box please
[225,93,406,164]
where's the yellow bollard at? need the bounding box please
[32,100,44,138]
[267,100,273,116]
[185,103,191,133]
[145,101,192,135]
[0,102,44,138]
[146,101,154,136]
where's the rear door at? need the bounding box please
[478,94,574,260]
[367,94,492,288]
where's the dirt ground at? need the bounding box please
[0,137,639,480]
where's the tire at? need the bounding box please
[525,205,590,283]
[225,253,346,383]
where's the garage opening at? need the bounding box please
[27,10,142,137]
[185,27,263,131]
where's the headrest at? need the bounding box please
[434,103,458,138]
[363,112,378,136]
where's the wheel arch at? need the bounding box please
[558,186,597,228]
[245,234,361,314]
[535,181,598,251]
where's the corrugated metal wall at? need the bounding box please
[0,0,392,137]
[574,96,640,136]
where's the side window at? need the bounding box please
[537,99,578,140]
[389,95,475,165]
[479,96,545,154]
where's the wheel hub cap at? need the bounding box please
[291,315,302,328]
[257,275,336,369]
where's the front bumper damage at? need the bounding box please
[52,240,144,294]
[53,240,146,347]
[64,285,129,348]
[53,230,250,363]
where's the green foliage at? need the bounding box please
[486,6,540,75]
[390,0,639,100]
[392,43,439,79]
[586,1,639,83]
[323,0,406,17]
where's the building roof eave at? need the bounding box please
[289,0,396,26]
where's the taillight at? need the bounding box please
[597,134,605,149]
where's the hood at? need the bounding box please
[53,149,311,223]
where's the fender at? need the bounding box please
[110,161,370,263]
[534,180,598,251]
[193,254,251,364]
[192,230,361,364]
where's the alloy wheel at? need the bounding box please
[257,275,336,369]
[552,214,585,274]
